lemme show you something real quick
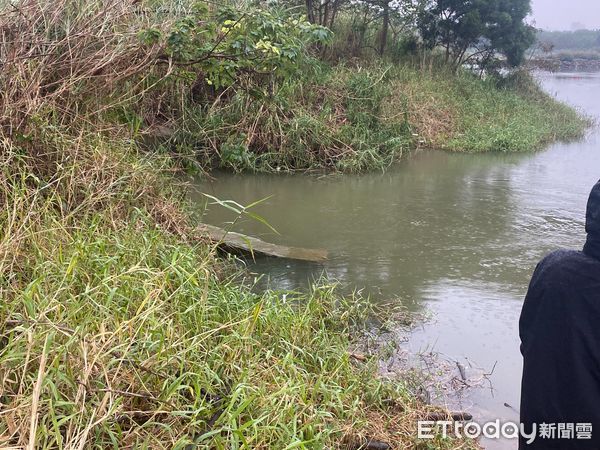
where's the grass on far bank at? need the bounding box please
[387,67,590,153]
[168,64,413,173]
[170,64,590,173]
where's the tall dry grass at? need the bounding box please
[0,1,478,448]
[0,0,170,136]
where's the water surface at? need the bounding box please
[193,72,600,449]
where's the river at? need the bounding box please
[193,71,600,449]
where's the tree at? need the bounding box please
[304,0,345,27]
[417,0,535,69]
[141,4,332,91]
[377,0,421,56]
[376,0,391,56]
[359,0,420,56]
[539,41,555,55]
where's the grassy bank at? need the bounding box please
[0,130,475,449]
[388,68,590,153]
[171,64,589,172]
[0,0,587,448]
[0,2,478,447]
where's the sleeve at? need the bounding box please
[519,260,546,356]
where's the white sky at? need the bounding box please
[530,0,600,30]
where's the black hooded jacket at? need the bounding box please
[519,181,600,449]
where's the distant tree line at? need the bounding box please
[263,0,535,69]
[536,29,600,52]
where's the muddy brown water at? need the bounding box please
[193,72,600,449]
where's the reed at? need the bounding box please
[0,2,476,447]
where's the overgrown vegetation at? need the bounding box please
[417,0,535,69]
[171,63,588,172]
[1,131,476,448]
[0,0,582,172]
[0,0,590,447]
[385,67,589,152]
[170,64,413,172]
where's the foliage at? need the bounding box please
[0,0,160,135]
[323,0,424,60]
[168,65,411,172]
[143,4,332,90]
[165,60,589,172]
[417,0,536,68]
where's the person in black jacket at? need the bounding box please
[519,180,600,449]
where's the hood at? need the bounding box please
[583,180,600,260]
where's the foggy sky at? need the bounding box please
[531,0,600,31]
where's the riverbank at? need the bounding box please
[0,0,588,448]
[1,133,479,448]
[171,64,590,172]
[390,68,589,153]
[529,55,600,72]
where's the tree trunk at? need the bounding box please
[305,0,315,23]
[378,1,389,56]
[328,0,341,28]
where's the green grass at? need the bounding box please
[385,67,590,153]
[168,64,412,173]
[1,211,374,448]
[169,64,590,173]
[0,129,475,449]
